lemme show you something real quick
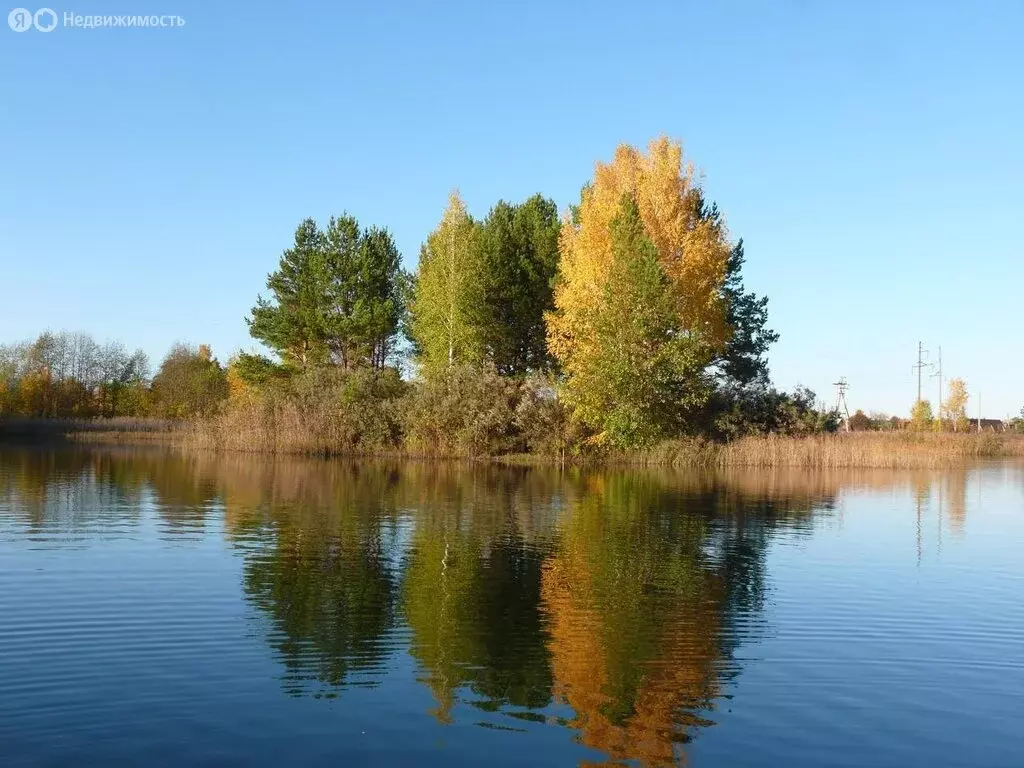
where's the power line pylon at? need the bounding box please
[912,341,932,403]
[834,377,851,431]
[931,346,943,428]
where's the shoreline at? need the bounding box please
[3,419,1023,469]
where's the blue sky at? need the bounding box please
[2,1,1021,417]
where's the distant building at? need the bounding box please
[977,418,1005,432]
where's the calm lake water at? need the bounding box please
[1,447,1021,767]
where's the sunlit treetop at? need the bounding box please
[549,137,733,364]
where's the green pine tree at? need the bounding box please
[248,215,405,371]
[477,195,561,375]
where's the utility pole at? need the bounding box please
[834,377,851,430]
[912,341,931,404]
[931,346,943,428]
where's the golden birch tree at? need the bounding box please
[943,378,969,432]
[546,138,733,446]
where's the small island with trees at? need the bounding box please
[2,138,1022,467]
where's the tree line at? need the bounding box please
[4,137,854,452]
[0,333,227,420]
[222,137,839,455]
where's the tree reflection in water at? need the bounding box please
[0,447,982,765]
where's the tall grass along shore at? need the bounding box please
[5,416,1020,470]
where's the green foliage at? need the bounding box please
[248,219,328,369]
[230,352,293,389]
[248,215,405,371]
[564,197,713,448]
[152,343,228,418]
[711,385,841,439]
[288,366,407,451]
[408,193,487,374]
[402,364,520,456]
[718,238,778,386]
[687,194,779,388]
[513,374,580,456]
[910,399,934,431]
[477,195,561,374]
[96,345,150,418]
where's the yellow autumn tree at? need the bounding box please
[943,378,969,432]
[547,138,733,446]
[910,399,934,431]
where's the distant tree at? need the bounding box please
[849,409,871,431]
[943,378,970,432]
[711,385,840,438]
[350,225,405,369]
[866,411,893,431]
[17,368,52,418]
[152,343,228,418]
[1011,407,1024,434]
[910,399,934,431]
[96,343,150,417]
[477,195,561,375]
[409,191,487,374]
[0,349,16,416]
[0,332,151,419]
[549,139,732,372]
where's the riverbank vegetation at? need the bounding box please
[4,137,1022,464]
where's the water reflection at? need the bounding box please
[0,446,1015,766]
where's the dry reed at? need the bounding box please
[647,431,1024,469]
[13,409,1019,470]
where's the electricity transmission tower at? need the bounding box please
[834,377,851,430]
[931,346,943,426]
[912,341,932,403]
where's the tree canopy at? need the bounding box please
[248,215,404,371]
[547,138,745,446]
[477,194,561,374]
[408,192,487,373]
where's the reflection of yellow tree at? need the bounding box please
[943,469,968,536]
[541,473,725,767]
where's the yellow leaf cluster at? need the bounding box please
[226,362,252,403]
[548,137,732,367]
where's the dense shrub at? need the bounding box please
[710,385,841,440]
[183,366,406,455]
[402,364,520,456]
[289,367,406,451]
[512,373,581,458]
